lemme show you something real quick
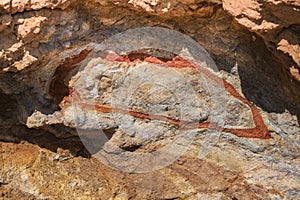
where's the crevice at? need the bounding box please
[49,49,91,105]
[0,125,90,158]
[119,144,142,152]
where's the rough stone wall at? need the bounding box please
[0,0,299,199]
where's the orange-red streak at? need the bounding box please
[62,53,271,139]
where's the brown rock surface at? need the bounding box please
[223,0,300,81]
[0,0,299,199]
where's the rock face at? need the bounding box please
[223,0,300,82]
[0,0,300,199]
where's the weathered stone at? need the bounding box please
[0,0,299,199]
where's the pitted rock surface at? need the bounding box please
[1,0,300,199]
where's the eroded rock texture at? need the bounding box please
[0,0,300,199]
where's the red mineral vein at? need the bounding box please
[61,52,271,139]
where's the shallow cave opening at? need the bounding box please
[49,49,91,106]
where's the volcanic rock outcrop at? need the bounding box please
[1,0,299,199]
